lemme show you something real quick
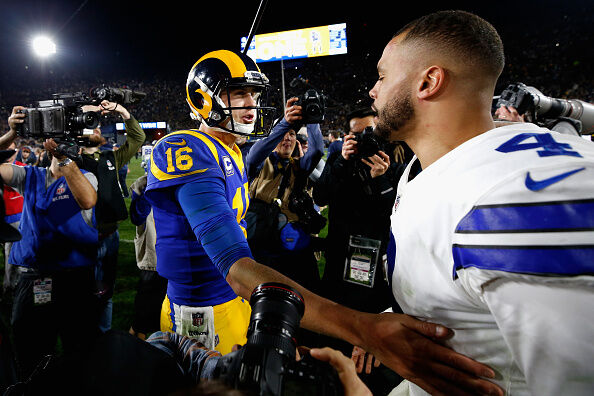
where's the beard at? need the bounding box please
[374,90,415,142]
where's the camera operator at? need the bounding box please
[77,99,145,332]
[245,97,325,296]
[312,107,406,395]
[0,106,100,380]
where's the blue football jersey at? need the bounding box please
[145,129,251,307]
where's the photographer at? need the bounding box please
[312,107,405,394]
[78,100,145,332]
[0,106,100,380]
[245,97,325,296]
[147,331,372,396]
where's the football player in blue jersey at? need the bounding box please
[145,49,502,395]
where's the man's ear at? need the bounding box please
[417,65,446,100]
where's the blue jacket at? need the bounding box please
[10,166,98,271]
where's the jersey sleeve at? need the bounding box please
[452,159,594,394]
[459,269,594,395]
[175,178,253,279]
[452,162,594,280]
[146,131,224,192]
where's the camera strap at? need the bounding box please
[276,158,294,200]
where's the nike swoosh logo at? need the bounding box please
[525,167,585,191]
[167,139,187,146]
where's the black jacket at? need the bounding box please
[312,150,405,313]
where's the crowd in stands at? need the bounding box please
[0,12,591,140]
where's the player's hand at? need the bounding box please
[310,347,372,396]
[360,150,390,178]
[360,312,503,396]
[494,105,524,122]
[284,97,303,124]
[351,346,380,374]
[341,134,357,160]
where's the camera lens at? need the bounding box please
[307,104,321,116]
[69,111,99,131]
[247,283,305,359]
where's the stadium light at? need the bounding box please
[32,36,56,58]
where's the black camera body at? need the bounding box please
[90,86,146,105]
[352,127,384,160]
[296,89,326,124]
[16,86,146,139]
[213,283,342,396]
[16,93,100,139]
[288,190,327,235]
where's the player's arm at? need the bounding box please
[227,259,502,396]
[176,177,253,277]
[174,170,501,395]
[482,275,593,395]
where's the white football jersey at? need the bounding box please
[389,123,594,396]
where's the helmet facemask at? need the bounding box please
[188,70,276,138]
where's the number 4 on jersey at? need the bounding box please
[496,132,582,158]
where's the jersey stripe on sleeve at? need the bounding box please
[452,199,594,279]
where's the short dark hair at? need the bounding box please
[395,10,504,78]
[346,107,375,131]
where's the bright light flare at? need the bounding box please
[32,36,57,57]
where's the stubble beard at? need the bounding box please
[374,90,415,142]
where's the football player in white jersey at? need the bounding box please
[370,10,594,396]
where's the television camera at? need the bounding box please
[15,86,146,161]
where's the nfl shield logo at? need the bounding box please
[192,312,204,327]
[56,184,65,195]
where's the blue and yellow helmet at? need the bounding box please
[186,50,275,137]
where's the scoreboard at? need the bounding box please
[241,23,347,63]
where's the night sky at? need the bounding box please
[0,0,591,85]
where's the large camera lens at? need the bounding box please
[247,283,305,360]
[69,111,99,131]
